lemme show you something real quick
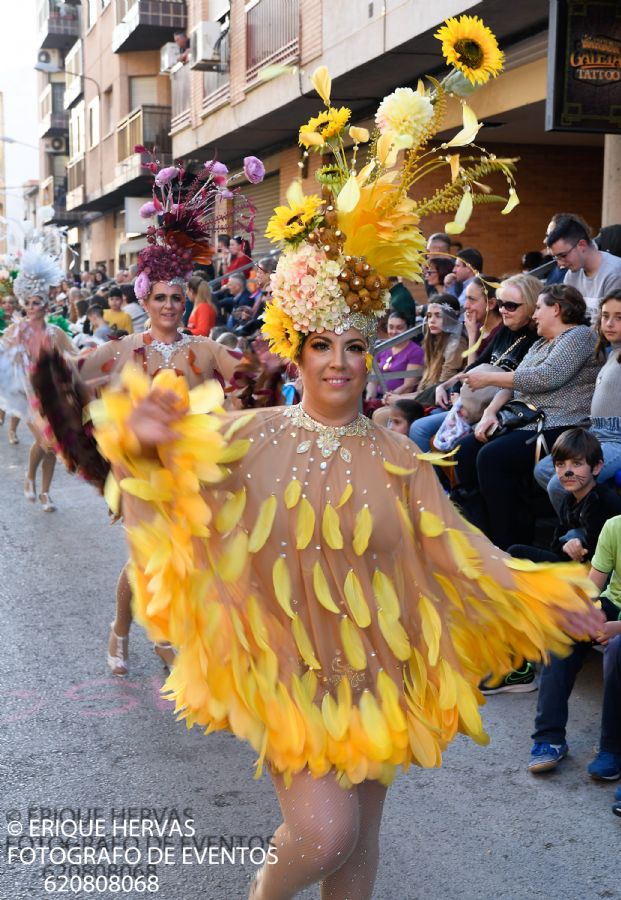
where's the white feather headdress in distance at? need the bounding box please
[13,249,63,304]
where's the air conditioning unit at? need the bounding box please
[44,135,70,155]
[189,22,224,71]
[160,42,180,74]
[38,49,63,68]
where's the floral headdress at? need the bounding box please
[134,151,265,301]
[262,14,516,361]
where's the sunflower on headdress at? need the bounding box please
[299,107,351,148]
[435,15,504,85]
[265,194,324,243]
[262,303,302,361]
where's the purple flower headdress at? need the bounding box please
[134,148,266,301]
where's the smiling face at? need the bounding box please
[600,298,621,345]
[386,313,409,343]
[24,295,47,321]
[463,282,488,325]
[143,282,185,335]
[497,283,532,331]
[297,328,368,422]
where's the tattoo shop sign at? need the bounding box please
[546,0,621,133]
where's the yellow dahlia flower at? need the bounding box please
[435,16,504,85]
[299,107,351,148]
[265,194,323,243]
[375,88,433,149]
[262,303,302,360]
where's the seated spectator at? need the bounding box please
[521,250,546,272]
[188,280,217,336]
[595,224,621,258]
[104,288,133,334]
[233,256,278,334]
[222,235,252,284]
[526,499,621,777]
[422,257,455,297]
[535,289,621,513]
[366,311,423,404]
[444,248,483,306]
[216,331,240,350]
[386,398,425,435]
[184,274,202,326]
[388,277,417,321]
[463,276,503,365]
[86,305,113,343]
[120,284,147,333]
[454,284,601,549]
[70,299,90,336]
[221,273,252,323]
[93,270,108,289]
[546,213,621,320]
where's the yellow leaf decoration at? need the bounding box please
[359,691,392,758]
[311,65,331,105]
[322,503,344,550]
[119,477,172,502]
[344,570,372,628]
[215,488,247,534]
[272,557,294,618]
[501,187,520,215]
[372,570,401,621]
[445,189,473,235]
[296,497,316,550]
[189,379,225,414]
[312,561,340,614]
[352,506,373,555]
[284,479,302,509]
[419,509,445,538]
[292,614,321,669]
[218,531,249,582]
[336,173,361,213]
[449,153,460,182]
[349,126,370,144]
[248,495,277,553]
[419,595,442,665]
[383,461,415,476]
[340,617,367,671]
[336,483,353,509]
[378,610,411,660]
[377,670,406,731]
[321,692,349,741]
[446,102,481,147]
[103,472,121,516]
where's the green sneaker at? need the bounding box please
[479,663,537,695]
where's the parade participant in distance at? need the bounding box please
[89,27,603,899]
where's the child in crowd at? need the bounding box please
[516,430,621,773]
[386,398,425,435]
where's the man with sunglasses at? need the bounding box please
[546,214,621,321]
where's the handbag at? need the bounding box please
[495,399,545,433]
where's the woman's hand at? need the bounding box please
[127,390,183,448]
[473,409,499,443]
[464,309,479,342]
[595,619,621,646]
[463,367,492,391]
[562,603,606,643]
[435,383,450,409]
[382,391,396,407]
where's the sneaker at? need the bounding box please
[479,663,537,695]
[587,751,621,781]
[528,741,569,773]
[612,787,621,817]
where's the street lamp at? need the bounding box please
[0,137,39,150]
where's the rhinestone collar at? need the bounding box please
[146,331,191,365]
[283,404,373,462]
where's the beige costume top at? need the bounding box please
[95,369,594,788]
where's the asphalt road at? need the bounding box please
[0,434,619,900]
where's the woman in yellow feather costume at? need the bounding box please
[91,21,603,900]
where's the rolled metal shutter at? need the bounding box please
[243,173,280,258]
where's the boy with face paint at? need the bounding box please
[509,429,621,775]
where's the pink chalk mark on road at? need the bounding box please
[65,679,141,717]
[1,690,46,723]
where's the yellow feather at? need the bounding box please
[247,595,269,649]
[383,461,415,476]
[248,494,277,553]
[272,557,294,618]
[291,614,321,669]
[377,670,407,731]
[284,479,302,509]
[322,503,344,550]
[419,509,445,538]
[223,412,255,440]
[336,483,353,509]
[352,506,373,556]
[372,569,401,621]
[218,438,252,463]
[344,570,372,627]
[359,690,392,758]
[215,488,247,534]
[447,528,481,579]
[296,497,316,550]
[454,672,485,737]
[340,617,367,670]
[321,692,349,741]
[103,472,121,516]
[395,497,414,538]
[408,647,428,699]
[312,562,340,613]
[406,713,441,768]
[433,572,464,610]
[229,608,250,651]
[419,595,442,666]
[217,531,249,582]
[377,610,411,660]
[438,659,457,710]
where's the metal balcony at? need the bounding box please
[171,63,191,133]
[113,0,187,53]
[66,156,85,210]
[63,40,84,109]
[246,0,299,86]
[40,174,83,225]
[116,104,172,162]
[38,0,81,50]
[39,111,70,138]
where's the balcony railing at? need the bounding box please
[246,0,299,85]
[113,0,187,53]
[116,105,172,162]
[38,0,81,50]
[64,40,84,109]
[202,29,230,115]
[66,156,85,210]
[171,64,191,133]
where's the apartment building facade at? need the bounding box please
[34,0,618,277]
